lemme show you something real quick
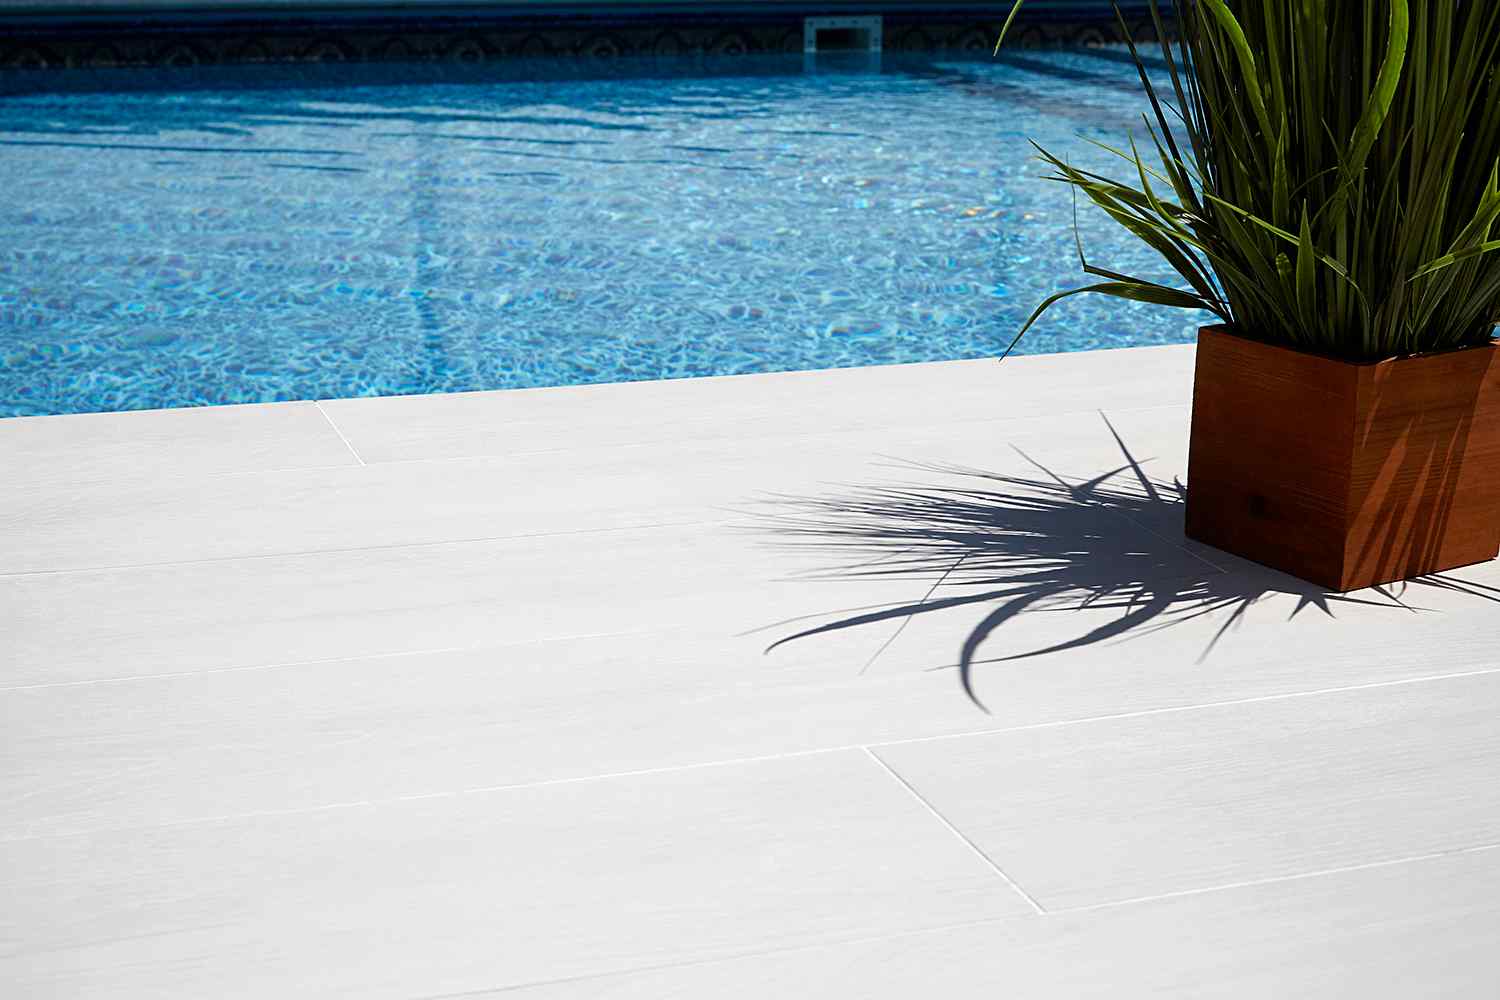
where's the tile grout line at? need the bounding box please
[5,593,930,690]
[1076,407,1230,576]
[858,552,968,676]
[3,394,1196,490]
[8,666,1500,839]
[0,628,656,693]
[313,400,366,466]
[408,838,1500,998]
[1048,840,1500,916]
[405,909,1041,998]
[0,745,859,846]
[866,664,1500,753]
[0,517,723,579]
[1086,488,1232,576]
[0,646,472,694]
[862,746,1046,915]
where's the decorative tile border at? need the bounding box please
[0,9,1163,72]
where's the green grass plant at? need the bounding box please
[999,0,1500,361]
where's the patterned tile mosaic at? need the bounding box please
[1,11,1161,72]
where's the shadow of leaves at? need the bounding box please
[744,413,1500,710]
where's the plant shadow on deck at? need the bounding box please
[747,414,1500,710]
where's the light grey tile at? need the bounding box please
[0,751,1033,998]
[14,507,1495,840]
[875,671,1500,910]
[506,846,1500,999]
[4,449,701,574]
[7,344,1494,1000]
[0,403,1218,686]
[1,629,988,839]
[0,520,932,687]
[0,400,357,485]
[7,381,1496,847]
[0,402,1198,574]
[319,344,1196,464]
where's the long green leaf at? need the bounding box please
[992,0,1026,55]
[1001,281,1211,361]
[1199,0,1275,146]
[995,0,1500,360]
[1295,205,1317,319]
[1409,240,1500,281]
[1344,0,1410,178]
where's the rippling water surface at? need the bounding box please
[0,50,1204,417]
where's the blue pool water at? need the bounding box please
[0,50,1203,417]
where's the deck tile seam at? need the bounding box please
[1,592,932,690]
[1067,414,1231,576]
[313,399,366,466]
[864,664,1500,752]
[0,745,866,846]
[862,746,1047,914]
[404,839,1500,998]
[6,666,1500,842]
[1045,840,1500,916]
[13,460,373,489]
[403,909,1050,998]
[0,629,654,692]
[1,396,1197,490]
[280,397,1197,471]
[0,516,724,579]
[858,552,971,675]
[1046,406,1229,576]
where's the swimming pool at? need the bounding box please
[0,49,1203,417]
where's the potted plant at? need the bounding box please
[997,0,1500,591]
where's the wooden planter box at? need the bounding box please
[1184,325,1500,591]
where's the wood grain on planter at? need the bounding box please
[1185,326,1500,591]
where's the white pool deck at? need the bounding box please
[3,342,1499,997]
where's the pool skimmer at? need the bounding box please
[803,15,883,53]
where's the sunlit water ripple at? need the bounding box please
[0,50,1207,417]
